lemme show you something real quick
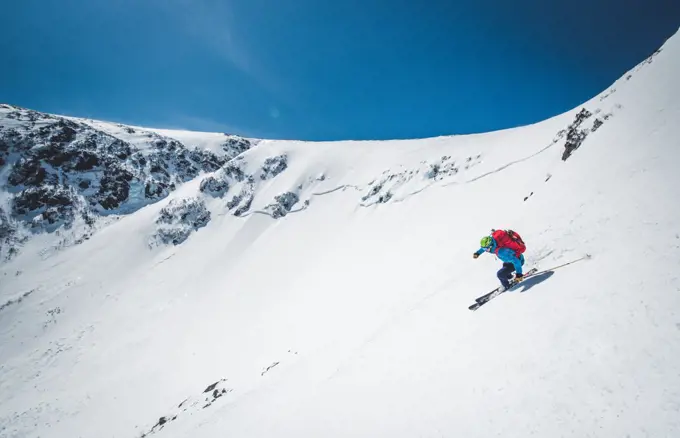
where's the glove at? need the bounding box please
[514,273,524,281]
[473,253,479,259]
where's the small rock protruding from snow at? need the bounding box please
[151,198,211,246]
[591,118,604,132]
[138,378,232,437]
[361,183,389,205]
[425,156,459,180]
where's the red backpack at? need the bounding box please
[491,229,526,257]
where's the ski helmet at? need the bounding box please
[480,236,493,248]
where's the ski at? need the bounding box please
[468,254,592,312]
[468,268,538,311]
[475,267,539,302]
[475,268,538,302]
[468,289,500,311]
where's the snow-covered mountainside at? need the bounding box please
[0,107,260,261]
[1,29,679,438]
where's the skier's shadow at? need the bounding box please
[515,271,555,293]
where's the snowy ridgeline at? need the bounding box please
[0,101,621,258]
[138,88,628,246]
[0,43,662,258]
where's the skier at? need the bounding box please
[473,229,527,291]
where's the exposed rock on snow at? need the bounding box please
[221,135,252,158]
[144,177,170,201]
[0,105,238,258]
[558,107,617,162]
[264,191,300,218]
[260,154,288,180]
[203,154,291,216]
[222,160,248,182]
[425,155,462,180]
[229,182,255,217]
[0,288,36,313]
[7,157,48,187]
[361,155,481,206]
[591,118,604,132]
[138,379,232,437]
[199,176,229,197]
[12,186,78,227]
[0,207,25,261]
[0,207,13,240]
[198,154,262,200]
[640,47,663,67]
[562,108,593,161]
[92,164,135,211]
[151,198,211,246]
[362,181,393,204]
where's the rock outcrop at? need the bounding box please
[151,198,211,246]
[0,104,252,258]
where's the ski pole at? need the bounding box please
[533,254,591,276]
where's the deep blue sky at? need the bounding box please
[1,1,679,140]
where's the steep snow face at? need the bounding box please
[1,30,680,438]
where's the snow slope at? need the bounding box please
[1,30,680,438]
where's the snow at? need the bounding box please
[73,118,258,156]
[1,29,680,438]
[148,128,259,155]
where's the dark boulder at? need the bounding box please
[153,198,211,245]
[144,179,170,201]
[8,158,46,187]
[266,192,299,218]
[94,165,134,210]
[260,155,288,180]
[199,176,229,197]
[12,186,74,217]
[222,136,251,158]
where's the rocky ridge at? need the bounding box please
[0,104,252,259]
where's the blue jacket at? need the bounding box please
[475,240,525,275]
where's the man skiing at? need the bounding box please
[473,229,527,291]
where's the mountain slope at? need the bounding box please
[1,30,679,438]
